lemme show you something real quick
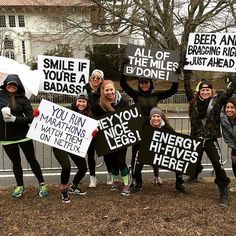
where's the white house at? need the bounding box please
[0,0,99,64]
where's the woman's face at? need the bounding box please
[103,83,115,100]
[199,87,212,99]
[225,102,236,119]
[76,99,87,111]
[140,80,150,92]
[90,75,102,88]
[150,114,162,128]
[6,82,17,93]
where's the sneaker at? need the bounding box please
[111,181,119,191]
[230,184,236,192]
[130,183,143,193]
[154,176,163,186]
[121,185,130,196]
[12,186,25,198]
[107,173,113,185]
[69,185,87,195]
[38,183,49,197]
[61,189,70,203]
[89,176,97,188]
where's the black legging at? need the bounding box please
[232,162,236,178]
[203,139,230,188]
[3,140,44,186]
[87,142,96,176]
[53,147,87,186]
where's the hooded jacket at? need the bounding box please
[120,75,178,117]
[0,74,33,141]
[221,112,236,150]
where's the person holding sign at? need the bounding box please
[131,107,188,193]
[50,93,92,203]
[120,58,179,187]
[92,80,130,196]
[0,74,48,198]
[183,69,236,208]
[85,69,113,187]
[221,96,236,192]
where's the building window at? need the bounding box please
[18,15,25,27]
[0,15,6,27]
[22,40,26,63]
[4,38,14,49]
[5,51,15,60]
[9,15,16,27]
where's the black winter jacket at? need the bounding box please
[184,71,236,139]
[0,74,33,141]
[120,74,178,117]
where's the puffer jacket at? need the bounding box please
[0,74,33,141]
[221,112,236,150]
[120,74,178,117]
[184,71,236,139]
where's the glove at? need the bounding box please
[4,114,16,122]
[33,108,40,117]
[92,129,97,137]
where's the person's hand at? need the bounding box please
[92,129,97,137]
[33,108,40,117]
[4,114,16,122]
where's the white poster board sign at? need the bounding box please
[38,55,90,95]
[27,99,98,157]
[185,33,236,72]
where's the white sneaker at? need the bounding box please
[89,176,97,188]
[230,184,236,192]
[154,176,163,186]
[107,173,113,185]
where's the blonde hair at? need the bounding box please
[99,80,116,112]
[89,70,104,91]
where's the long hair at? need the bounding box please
[99,80,116,112]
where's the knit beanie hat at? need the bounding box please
[199,80,212,90]
[150,107,163,117]
[91,69,104,80]
[227,96,236,107]
[76,92,88,101]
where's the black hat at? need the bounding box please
[199,80,212,90]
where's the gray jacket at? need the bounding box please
[221,112,236,150]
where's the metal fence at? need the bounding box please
[0,116,230,176]
[30,92,188,105]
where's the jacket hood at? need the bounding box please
[138,78,154,93]
[0,74,25,95]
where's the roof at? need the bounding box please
[0,0,96,7]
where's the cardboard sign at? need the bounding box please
[185,33,236,72]
[138,126,203,177]
[27,99,98,158]
[94,104,145,156]
[38,55,90,95]
[124,44,179,82]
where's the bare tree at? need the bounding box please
[48,1,236,61]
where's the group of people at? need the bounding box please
[0,59,236,208]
